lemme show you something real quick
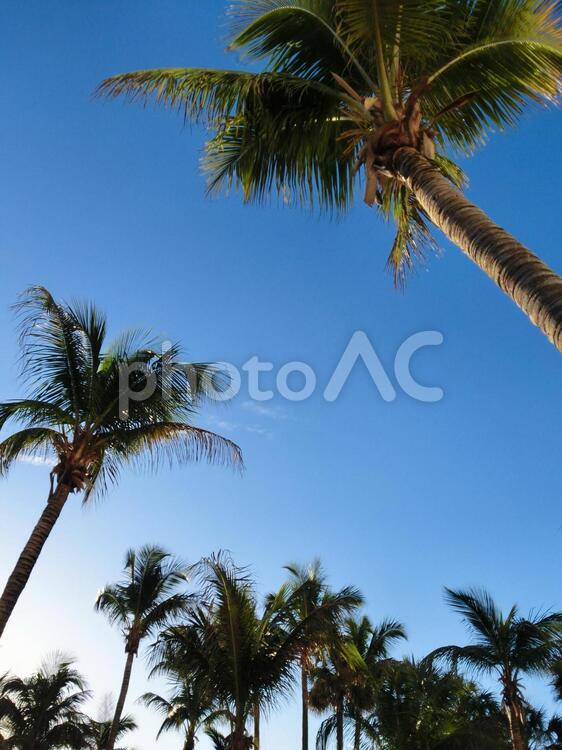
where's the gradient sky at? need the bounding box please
[1,2,561,748]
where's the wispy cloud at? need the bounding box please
[206,415,239,433]
[245,425,273,439]
[18,455,56,467]
[206,413,274,440]
[241,401,288,421]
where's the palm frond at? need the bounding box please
[228,0,377,89]
[14,286,92,420]
[0,427,63,476]
[0,400,73,432]
[101,422,242,472]
[424,0,562,151]
[98,67,347,122]
[444,588,505,646]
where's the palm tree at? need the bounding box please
[153,554,362,750]
[0,655,91,750]
[99,1,562,351]
[0,286,241,639]
[526,709,562,750]
[433,588,562,750]
[88,713,137,750]
[141,674,218,750]
[205,727,231,750]
[364,656,509,749]
[310,616,406,750]
[345,616,406,749]
[95,545,191,750]
[310,636,358,750]
[284,561,363,750]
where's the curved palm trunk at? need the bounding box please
[394,147,562,352]
[105,650,135,750]
[301,662,309,750]
[0,481,71,639]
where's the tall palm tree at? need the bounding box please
[141,674,218,750]
[433,588,562,750]
[0,286,241,639]
[284,561,363,750]
[99,1,562,351]
[0,655,91,750]
[364,656,509,749]
[95,545,191,750]
[153,554,362,750]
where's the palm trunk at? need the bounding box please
[0,481,71,639]
[336,695,344,750]
[253,702,260,750]
[183,732,195,750]
[354,711,361,750]
[105,649,135,750]
[393,147,562,352]
[301,662,309,750]
[231,715,248,750]
[505,700,528,750]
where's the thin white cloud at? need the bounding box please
[241,401,288,420]
[207,413,274,440]
[18,455,56,467]
[245,425,273,439]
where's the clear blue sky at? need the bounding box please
[0,2,561,747]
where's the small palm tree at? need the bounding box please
[310,616,405,750]
[0,286,241,639]
[88,714,137,750]
[284,560,363,750]
[99,1,562,351]
[0,655,91,750]
[95,545,191,750]
[364,656,509,749]
[526,709,562,750]
[141,674,218,750]
[205,727,231,750]
[434,588,562,750]
[310,634,360,750]
[344,615,406,749]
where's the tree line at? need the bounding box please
[2,546,562,750]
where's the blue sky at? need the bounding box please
[0,1,561,747]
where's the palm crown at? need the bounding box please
[437,588,562,684]
[88,712,137,750]
[141,676,218,749]
[0,656,91,750]
[0,286,241,498]
[99,0,562,282]
[365,656,508,749]
[433,588,562,750]
[95,545,190,654]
